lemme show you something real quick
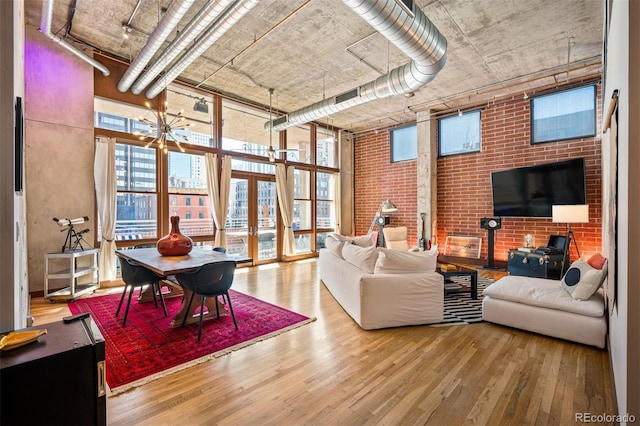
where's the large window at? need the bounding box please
[293,168,312,255]
[114,144,158,241]
[391,125,417,162]
[221,99,271,157]
[317,126,338,167]
[531,85,596,144]
[167,152,213,237]
[316,172,336,229]
[166,86,214,148]
[97,83,339,258]
[438,110,481,157]
[286,125,312,164]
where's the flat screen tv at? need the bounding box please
[491,158,586,218]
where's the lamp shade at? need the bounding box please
[380,200,398,213]
[552,204,589,224]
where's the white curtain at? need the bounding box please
[93,137,117,282]
[205,153,231,247]
[333,172,341,235]
[275,164,295,256]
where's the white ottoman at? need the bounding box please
[482,275,607,348]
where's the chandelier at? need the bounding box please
[134,102,192,153]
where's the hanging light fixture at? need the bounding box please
[134,101,192,154]
[266,88,276,162]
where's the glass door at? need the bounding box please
[227,176,278,264]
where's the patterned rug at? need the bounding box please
[431,275,494,326]
[68,290,314,395]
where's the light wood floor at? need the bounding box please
[30,259,614,425]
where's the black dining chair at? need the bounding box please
[116,252,168,326]
[179,260,238,341]
[212,246,226,253]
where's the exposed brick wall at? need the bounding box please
[354,82,603,262]
[353,132,419,244]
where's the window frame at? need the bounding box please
[530,84,597,145]
[95,82,340,258]
[438,110,482,157]
[390,124,417,163]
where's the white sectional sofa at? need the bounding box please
[482,275,607,348]
[318,236,444,330]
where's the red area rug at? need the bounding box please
[68,290,314,395]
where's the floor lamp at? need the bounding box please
[552,204,589,273]
[368,200,398,247]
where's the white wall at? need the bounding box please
[24,25,96,294]
[603,0,640,419]
[0,0,28,333]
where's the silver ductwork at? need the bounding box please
[131,0,235,95]
[145,0,260,99]
[117,0,196,93]
[40,0,110,76]
[266,0,447,132]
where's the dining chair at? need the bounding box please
[212,246,226,253]
[179,260,238,341]
[115,252,168,325]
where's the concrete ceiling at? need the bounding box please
[24,0,603,132]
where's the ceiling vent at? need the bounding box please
[272,115,289,127]
[335,88,360,104]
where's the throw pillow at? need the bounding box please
[330,233,351,243]
[587,253,607,270]
[342,243,378,273]
[329,233,375,248]
[373,246,438,274]
[561,258,608,300]
[352,234,375,248]
[325,235,345,259]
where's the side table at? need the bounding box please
[436,264,478,299]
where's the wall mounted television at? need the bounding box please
[491,158,586,218]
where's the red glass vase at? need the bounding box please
[156,216,193,256]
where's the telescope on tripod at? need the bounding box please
[53,216,90,252]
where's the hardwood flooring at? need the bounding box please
[30,259,614,425]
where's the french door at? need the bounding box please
[226,175,279,265]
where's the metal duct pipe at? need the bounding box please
[266,0,447,132]
[40,0,110,76]
[131,0,234,95]
[117,0,196,93]
[145,0,260,99]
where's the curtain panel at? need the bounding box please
[275,164,295,256]
[205,153,231,247]
[94,137,117,282]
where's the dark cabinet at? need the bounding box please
[0,317,106,425]
[508,249,566,280]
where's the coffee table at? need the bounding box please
[436,264,478,299]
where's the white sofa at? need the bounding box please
[318,241,444,330]
[482,275,607,348]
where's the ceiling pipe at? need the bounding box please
[131,0,235,95]
[40,0,110,76]
[145,0,260,99]
[266,0,447,132]
[117,0,196,93]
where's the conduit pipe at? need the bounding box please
[145,0,260,99]
[131,0,235,95]
[40,0,110,76]
[117,0,196,93]
[266,0,447,132]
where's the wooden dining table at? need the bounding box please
[116,247,251,328]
